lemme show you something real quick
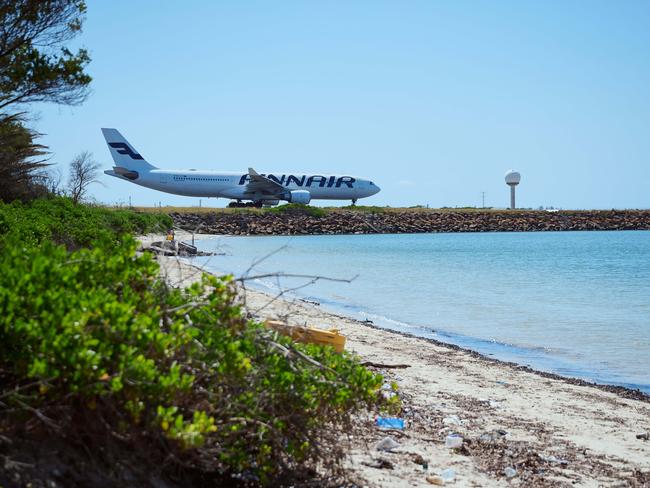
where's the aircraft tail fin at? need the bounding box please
[101,128,157,171]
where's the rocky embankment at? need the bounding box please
[170,209,650,236]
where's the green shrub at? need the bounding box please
[0,196,172,248]
[338,205,386,213]
[0,236,386,483]
[267,203,327,218]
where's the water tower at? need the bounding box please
[504,170,521,209]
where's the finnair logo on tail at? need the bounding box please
[108,142,144,160]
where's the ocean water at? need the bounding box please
[191,231,650,393]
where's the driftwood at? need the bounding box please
[147,241,217,257]
[360,361,410,369]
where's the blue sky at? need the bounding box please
[35,1,650,209]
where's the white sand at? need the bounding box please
[151,244,650,487]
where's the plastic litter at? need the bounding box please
[480,429,507,442]
[504,467,517,478]
[375,416,405,430]
[264,320,346,352]
[441,468,456,482]
[380,382,397,400]
[445,434,463,448]
[540,454,569,465]
[375,436,400,451]
[442,415,462,426]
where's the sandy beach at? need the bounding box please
[143,233,650,487]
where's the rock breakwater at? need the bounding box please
[169,209,650,236]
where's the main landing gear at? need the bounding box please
[227,200,263,208]
[351,198,357,206]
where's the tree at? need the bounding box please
[38,165,64,195]
[67,151,100,203]
[0,114,49,201]
[0,1,91,118]
[0,1,92,202]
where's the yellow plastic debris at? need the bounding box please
[264,320,346,352]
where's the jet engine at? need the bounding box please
[286,190,311,204]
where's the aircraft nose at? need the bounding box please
[371,184,381,195]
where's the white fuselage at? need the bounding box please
[101,128,380,204]
[112,169,379,201]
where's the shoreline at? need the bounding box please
[352,318,650,403]
[157,230,650,402]
[236,272,650,401]
[179,249,650,402]
[243,279,650,400]
[149,243,650,486]
[170,253,650,402]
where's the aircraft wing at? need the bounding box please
[244,167,285,195]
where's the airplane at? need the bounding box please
[102,128,380,207]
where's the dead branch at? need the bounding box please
[13,398,60,431]
[360,361,411,369]
[235,272,357,284]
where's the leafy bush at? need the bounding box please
[0,235,386,483]
[267,203,327,218]
[0,196,172,248]
[338,205,386,213]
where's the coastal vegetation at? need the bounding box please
[0,1,92,202]
[267,202,328,217]
[0,198,388,485]
[0,6,389,480]
[0,196,172,247]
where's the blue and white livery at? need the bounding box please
[102,128,380,207]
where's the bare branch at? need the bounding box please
[13,398,61,431]
[250,276,322,314]
[235,272,357,284]
[241,244,288,279]
[67,150,101,203]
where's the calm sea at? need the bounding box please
[192,231,650,392]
